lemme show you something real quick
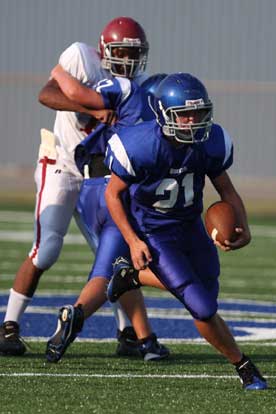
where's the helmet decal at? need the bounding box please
[140,73,167,121]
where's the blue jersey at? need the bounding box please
[74,77,142,279]
[75,77,142,174]
[93,77,142,125]
[105,121,233,231]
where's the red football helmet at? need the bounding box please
[99,16,149,78]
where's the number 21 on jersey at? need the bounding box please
[153,173,194,213]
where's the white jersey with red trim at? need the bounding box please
[29,43,148,268]
[54,42,113,177]
[53,42,148,177]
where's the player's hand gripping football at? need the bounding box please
[205,200,251,252]
[215,226,251,252]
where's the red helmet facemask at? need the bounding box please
[98,16,149,78]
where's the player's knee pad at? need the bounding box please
[175,283,218,321]
[30,232,63,270]
[188,302,217,321]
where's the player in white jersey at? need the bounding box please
[0,17,152,356]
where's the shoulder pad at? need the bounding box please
[203,123,233,162]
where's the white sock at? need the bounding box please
[4,288,32,324]
[110,301,132,332]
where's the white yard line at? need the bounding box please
[1,305,276,321]
[0,211,34,223]
[0,230,85,244]
[0,274,88,283]
[1,288,274,301]
[0,249,92,260]
[0,210,275,232]
[1,228,276,243]
[0,372,275,379]
[0,210,276,241]
[11,336,276,346]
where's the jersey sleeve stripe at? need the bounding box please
[109,134,136,176]
[221,127,233,166]
[116,77,132,102]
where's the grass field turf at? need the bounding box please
[1,207,276,413]
[1,343,276,414]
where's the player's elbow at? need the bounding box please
[38,88,48,106]
[38,84,56,108]
[38,79,60,107]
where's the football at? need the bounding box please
[204,201,237,244]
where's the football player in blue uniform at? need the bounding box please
[105,73,268,390]
[45,70,169,362]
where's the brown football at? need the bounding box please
[204,201,237,244]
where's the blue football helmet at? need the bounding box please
[140,73,167,121]
[153,73,213,143]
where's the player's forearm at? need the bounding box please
[106,187,152,269]
[39,82,90,112]
[221,191,250,234]
[211,172,250,235]
[108,198,139,246]
[51,64,105,109]
[105,190,139,246]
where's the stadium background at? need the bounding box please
[0,0,275,213]
[1,4,276,410]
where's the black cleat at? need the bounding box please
[116,328,170,361]
[236,355,267,390]
[107,257,141,303]
[116,327,141,357]
[138,333,170,361]
[46,304,84,363]
[0,321,26,356]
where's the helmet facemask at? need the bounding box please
[101,38,148,78]
[160,100,213,144]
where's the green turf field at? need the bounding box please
[1,209,275,300]
[1,207,276,413]
[0,343,276,413]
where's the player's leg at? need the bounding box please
[107,257,165,303]
[193,314,267,389]
[139,268,166,289]
[109,255,235,355]
[73,177,137,351]
[49,276,152,360]
[0,159,81,355]
[107,251,225,357]
[108,220,267,389]
[74,177,168,358]
[89,225,168,360]
[74,275,152,341]
[187,221,267,389]
[46,188,169,362]
[182,219,242,361]
[75,209,137,343]
[46,228,168,362]
[45,276,107,363]
[173,219,267,390]
[194,314,241,362]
